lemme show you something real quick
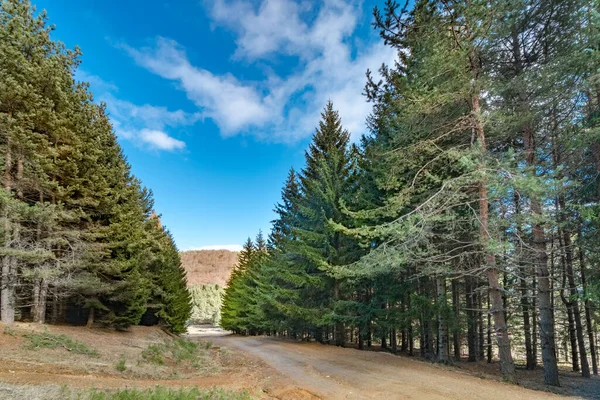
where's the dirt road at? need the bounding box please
[208,335,561,400]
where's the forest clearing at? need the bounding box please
[2,0,600,399]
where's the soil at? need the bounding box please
[206,335,599,400]
[1,323,598,399]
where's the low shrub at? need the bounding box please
[22,332,98,357]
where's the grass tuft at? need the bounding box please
[22,332,99,357]
[87,386,252,400]
[140,338,210,369]
[3,326,17,337]
[115,355,127,372]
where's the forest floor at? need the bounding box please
[0,323,598,399]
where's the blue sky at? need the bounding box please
[36,0,395,251]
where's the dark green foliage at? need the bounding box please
[221,0,600,385]
[0,0,190,332]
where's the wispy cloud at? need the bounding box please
[121,38,273,134]
[78,72,198,151]
[139,129,186,151]
[120,0,396,142]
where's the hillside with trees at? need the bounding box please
[181,250,238,287]
[221,0,600,387]
[0,0,190,334]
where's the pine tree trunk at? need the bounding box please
[32,280,40,323]
[466,276,477,362]
[406,286,413,355]
[333,280,344,347]
[520,271,535,369]
[516,190,535,369]
[579,243,598,375]
[532,273,538,367]
[401,296,408,352]
[472,86,516,382]
[87,307,95,328]
[38,278,47,324]
[452,279,460,360]
[567,301,580,371]
[487,291,492,364]
[1,140,15,324]
[560,222,590,378]
[560,241,579,372]
[477,288,484,361]
[358,328,364,350]
[437,276,449,362]
[526,145,559,384]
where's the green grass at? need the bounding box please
[22,332,99,357]
[140,338,209,368]
[115,355,127,372]
[87,387,252,400]
[3,326,17,337]
[141,343,166,365]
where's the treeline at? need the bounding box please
[190,284,224,325]
[221,0,600,386]
[0,0,190,333]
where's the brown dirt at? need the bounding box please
[0,322,265,396]
[1,323,598,399]
[181,249,238,287]
[206,336,572,400]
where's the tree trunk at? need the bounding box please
[487,291,492,363]
[526,143,560,385]
[516,190,535,369]
[1,139,15,324]
[466,276,477,362]
[477,287,484,361]
[452,279,461,360]
[559,240,579,372]
[32,280,40,322]
[473,86,516,382]
[333,280,344,347]
[87,307,95,328]
[521,272,535,369]
[579,244,598,375]
[560,221,590,378]
[532,273,538,366]
[437,276,449,362]
[38,279,48,324]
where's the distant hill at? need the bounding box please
[180,250,238,287]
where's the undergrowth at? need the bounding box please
[115,355,127,372]
[22,332,99,357]
[140,338,211,369]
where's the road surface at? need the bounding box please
[204,334,562,400]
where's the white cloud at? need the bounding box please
[121,38,272,134]
[77,72,197,152]
[121,0,396,142]
[139,129,186,151]
[187,244,244,252]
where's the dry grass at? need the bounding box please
[0,322,227,381]
[0,382,254,400]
